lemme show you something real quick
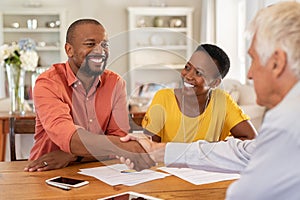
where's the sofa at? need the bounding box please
[221,79,266,131]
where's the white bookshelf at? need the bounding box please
[127,7,194,95]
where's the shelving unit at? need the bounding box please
[0,8,67,68]
[0,8,67,100]
[127,7,194,96]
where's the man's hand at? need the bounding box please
[24,150,77,172]
[108,136,156,171]
[120,134,155,158]
[119,134,166,169]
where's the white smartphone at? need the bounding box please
[45,176,89,188]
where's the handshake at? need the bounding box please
[118,133,167,171]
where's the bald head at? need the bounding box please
[66,19,104,44]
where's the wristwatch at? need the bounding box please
[75,156,84,162]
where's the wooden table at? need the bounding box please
[0,112,36,161]
[0,161,234,199]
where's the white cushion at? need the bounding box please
[238,84,257,105]
[241,105,266,131]
[221,79,241,102]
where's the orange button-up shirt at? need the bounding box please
[29,62,129,160]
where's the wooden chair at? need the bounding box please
[9,117,35,161]
[129,112,146,132]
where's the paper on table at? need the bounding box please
[158,167,240,185]
[79,164,170,186]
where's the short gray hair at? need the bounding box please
[248,2,300,78]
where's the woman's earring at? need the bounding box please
[209,81,216,88]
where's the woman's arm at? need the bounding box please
[230,120,257,140]
[143,129,161,142]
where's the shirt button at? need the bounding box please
[89,119,93,123]
[86,97,89,101]
[74,84,77,87]
[78,82,81,85]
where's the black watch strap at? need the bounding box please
[75,156,83,162]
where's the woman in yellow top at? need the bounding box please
[142,44,257,143]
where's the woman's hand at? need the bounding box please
[24,150,77,172]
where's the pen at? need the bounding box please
[46,181,71,191]
[120,169,137,173]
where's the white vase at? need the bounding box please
[153,16,164,27]
[5,64,26,115]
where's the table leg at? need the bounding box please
[0,120,6,161]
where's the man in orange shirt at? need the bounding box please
[24,19,154,171]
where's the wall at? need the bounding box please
[243,0,295,83]
[3,0,293,86]
[215,0,298,84]
[216,0,241,82]
[0,0,202,79]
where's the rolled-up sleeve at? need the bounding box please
[34,76,77,153]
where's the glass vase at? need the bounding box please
[6,64,26,115]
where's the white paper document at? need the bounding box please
[158,167,240,185]
[79,164,170,186]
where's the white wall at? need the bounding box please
[243,0,292,83]
[1,0,296,87]
[216,0,241,82]
[0,0,202,78]
[215,0,296,83]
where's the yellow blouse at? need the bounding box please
[142,88,249,142]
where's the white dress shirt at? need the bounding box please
[164,82,300,200]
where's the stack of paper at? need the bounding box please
[158,167,240,185]
[79,164,170,186]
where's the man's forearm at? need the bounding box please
[165,138,255,173]
[70,129,119,159]
[70,128,151,159]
